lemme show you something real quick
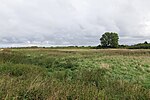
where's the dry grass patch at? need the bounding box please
[99,63,110,70]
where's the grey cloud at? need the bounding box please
[0,0,150,47]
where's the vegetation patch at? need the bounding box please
[0,48,150,99]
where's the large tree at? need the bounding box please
[100,32,119,48]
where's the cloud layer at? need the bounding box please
[0,0,150,47]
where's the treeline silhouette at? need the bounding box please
[3,41,150,49]
[128,41,150,49]
[95,41,150,49]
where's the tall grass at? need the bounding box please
[0,48,150,99]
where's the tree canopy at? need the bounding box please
[100,32,119,48]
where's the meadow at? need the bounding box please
[0,48,150,100]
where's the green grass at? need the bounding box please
[0,48,150,99]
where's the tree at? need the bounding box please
[100,32,119,48]
[144,41,148,44]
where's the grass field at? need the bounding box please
[0,48,150,100]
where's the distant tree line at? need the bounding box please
[127,41,150,49]
[96,32,150,49]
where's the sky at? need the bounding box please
[0,0,150,47]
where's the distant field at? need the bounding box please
[0,48,150,99]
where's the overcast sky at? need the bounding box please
[0,0,150,47]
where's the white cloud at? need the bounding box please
[0,0,150,47]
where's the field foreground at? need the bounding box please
[0,48,150,100]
